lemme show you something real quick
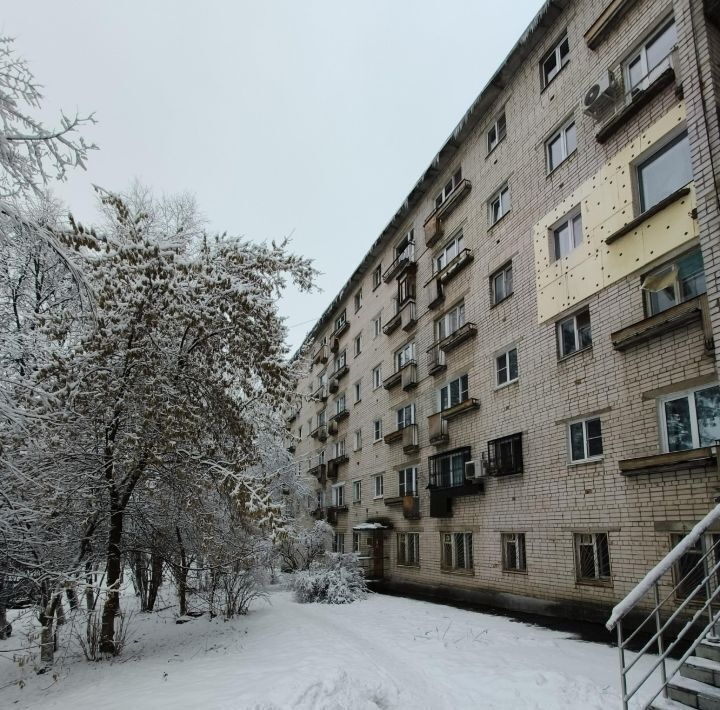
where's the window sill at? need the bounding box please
[568,456,604,467]
[546,149,577,179]
[352,500,361,505]
[494,378,519,391]
[488,210,511,232]
[605,185,691,245]
[440,567,475,577]
[373,495,384,501]
[558,345,593,363]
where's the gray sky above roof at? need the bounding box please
[3,0,542,353]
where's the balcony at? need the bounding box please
[308,462,326,482]
[402,423,419,454]
[328,378,339,394]
[402,495,420,520]
[310,506,325,521]
[383,298,417,336]
[327,454,348,478]
[428,414,449,445]
[331,318,349,339]
[428,281,445,310]
[383,244,416,283]
[328,420,338,436]
[383,360,416,391]
[383,428,403,444]
[327,505,349,525]
[619,446,717,476]
[330,337,340,354]
[611,295,713,353]
[434,248,474,287]
[439,322,478,353]
[312,384,328,402]
[330,407,349,423]
[312,344,328,365]
[331,363,349,381]
[423,179,472,247]
[310,425,328,442]
[427,344,447,375]
[442,398,480,421]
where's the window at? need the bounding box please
[372,365,382,390]
[574,532,611,582]
[435,301,465,341]
[488,433,523,476]
[317,449,326,465]
[671,533,713,599]
[397,533,420,566]
[373,419,383,442]
[354,334,362,357]
[626,19,676,95]
[502,533,526,572]
[552,212,582,260]
[372,265,382,290]
[334,310,347,332]
[643,249,706,316]
[333,533,345,553]
[354,288,363,312]
[396,403,415,431]
[429,447,471,488]
[331,483,345,507]
[333,438,346,459]
[495,347,518,386]
[489,185,510,225]
[317,409,326,427]
[353,381,361,403]
[395,342,415,370]
[335,394,346,416]
[491,262,513,305]
[542,33,570,87]
[334,350,347,372]
[660,384,720,452]
[440,374,469,411]
[352,480,362,503]
[316,489,325,508]
[557,308,592,357]
[306,418,312,438]
[352,532,361,552]
[395,229,415,261]
[435,168,462,209]
[398,274,415,305]
[373,474,384,498]
[373,314,382,338]
[442,532,473,570]
[487,112,506,153]
[353,428,362,451]
[546,118,576,172]
[569,417,603,462]
[435,232,464,274]
[398,467,417,497]
[637,131,692,212]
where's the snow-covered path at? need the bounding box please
[0,589,662,709]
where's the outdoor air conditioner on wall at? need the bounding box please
[465,459,487,480]
[583,70,618,118]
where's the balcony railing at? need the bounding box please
[312,384,328,402]
[428,413,449,444]
[310,425,328,441]
[427,344,446,375]
[438,322,478,353]
[328,420,338,436]
[331,363,349,381]
[402,423,419,454]
[401,362,418,391]
[312,344,328,365]
[330,407,349,422]
[432,248,474,287]
[402,495,420,520]
[327,454,348,478]
[423,179,472,247]
[383,298,416,336]
[383,243,416,283]
[331,318,349,339]
[308,462,326,481]
[328,378,339,394]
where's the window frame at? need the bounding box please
[636,130,692,214]
[658,383,720,453]
[373,473,384,499]
[557,307,592,358]
[568,417,604,463]
[333,532,345,553]
[395,342,416,371]
[428,447,472,488]
[373,314,382,338]
[642,248,706,317]
[372,265,382,290]
[373,418,383,442]
[491,261,513,305]
[352,479,362,503]
[434,232,464,274]
[398,466,418,497]
[353,428,362,452]
[487,111,507,154]
[545,117,576,173]
[334,310,347,332]
[488,433,524,477]
[372,365,382,390]
[574,532,611,583]
[331,483,345,507]
[501,532,527,573]
[489,185,510,226]
[541,32,570,88]
[551,210,583,261]
[353,333,362,358]
[396,403,416,431]
[353,380,361,403]
[435,301,465,341]
[441,532,474,571]
[495,346,518,387]
[439,374,469,412]
[625,17,677,96]
[397,532,420,567]
[434,167,463,210]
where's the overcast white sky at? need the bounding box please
[3,1,542,352]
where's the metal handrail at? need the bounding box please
[607,501,720,709]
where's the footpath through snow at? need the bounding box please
[0,588,663,709]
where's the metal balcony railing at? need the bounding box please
[607,501,720,710]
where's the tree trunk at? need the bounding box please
[175,526,188,616]
[66,586,78,611]
[0,605,10,640]
[39,595,60,665]
[99,506,124,654]
[85,561,95,610]
[146,553,163,612]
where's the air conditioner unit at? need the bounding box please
[583,70,618,118]
[465,458,487,480]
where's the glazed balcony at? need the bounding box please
[423,179,472,247]
[383,243,417,283]
[427,344,447,375]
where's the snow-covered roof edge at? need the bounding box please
[291,0,570,361]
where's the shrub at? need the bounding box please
[292,553,368,604]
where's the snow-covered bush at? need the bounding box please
[277,521,333,572]
[292,553,368,604]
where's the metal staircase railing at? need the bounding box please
[606,502,720,709]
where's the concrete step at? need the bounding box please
[651,696,701,710]
[668,673,720,709]
[696,640,720,664]
[682,656,720,688]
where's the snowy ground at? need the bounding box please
[0,587,667,709]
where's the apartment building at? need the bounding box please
[288,0,720,623]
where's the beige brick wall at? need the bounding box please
[292,0,720,621]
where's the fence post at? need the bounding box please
[654,583,668,698]
[617,619,628,710]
